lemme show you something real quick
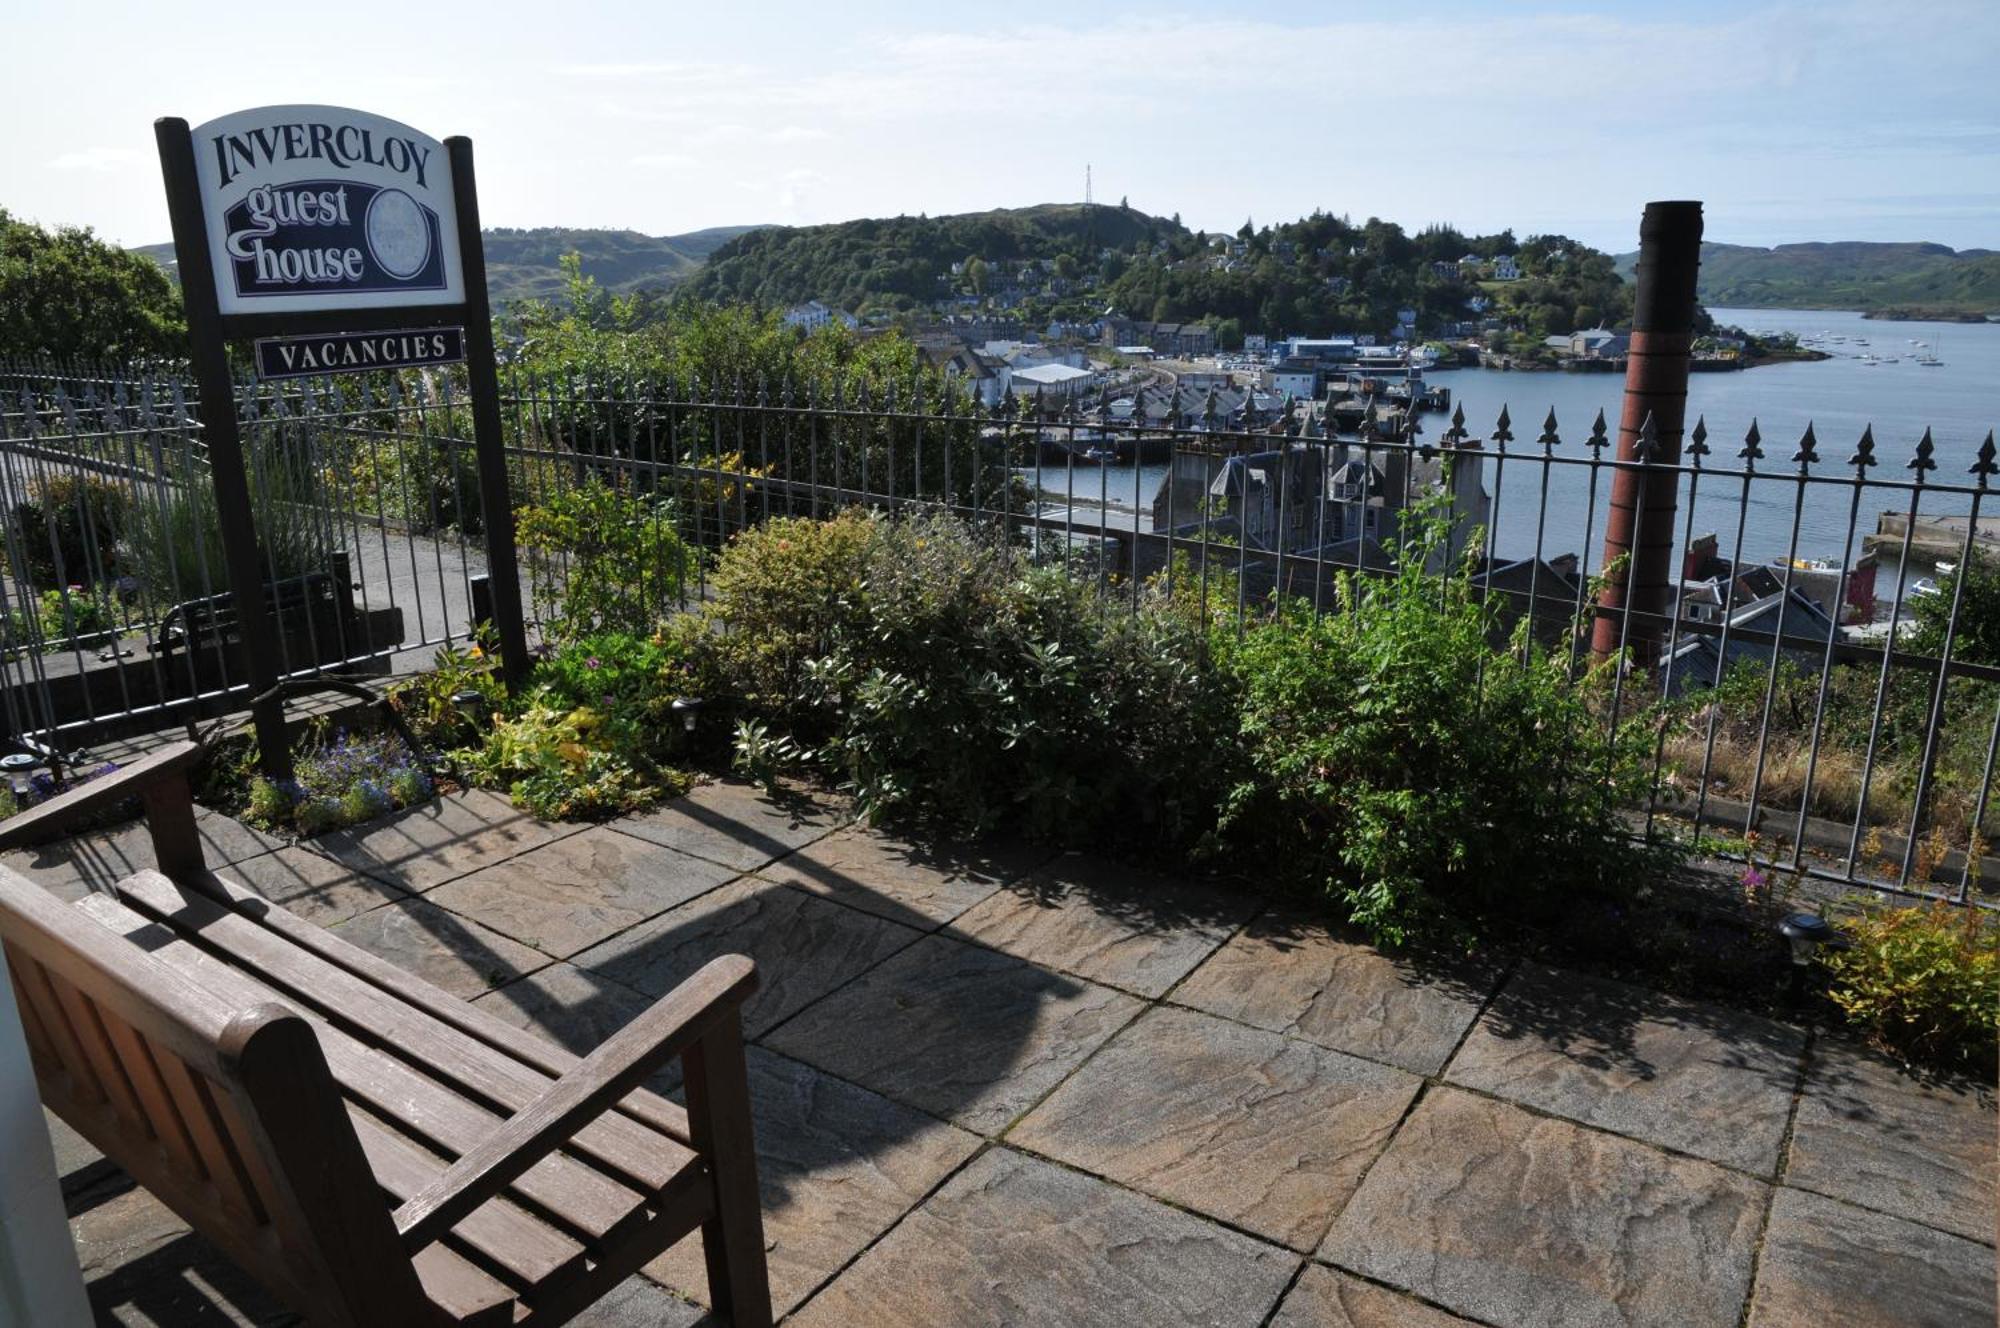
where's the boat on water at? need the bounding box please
[1912,578,1942,599]
[1916,330,1945,366]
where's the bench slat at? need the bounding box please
[410,1242,517,1327]
[50,982,151,1144]
[351,1106,586,1290]
[80,894,647,1242]
[119,871,694,1189]
[12,953,107,1107]
[192,867,693,1142]
[150,1043,270,1226]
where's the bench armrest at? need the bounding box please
[391,954,758,1252]
[0,740,206,850]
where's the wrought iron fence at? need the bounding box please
[0,363,490,753]
[497,368,1998,907]
[1,360,1992,906]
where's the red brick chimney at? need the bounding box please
[1592,201,1703,665]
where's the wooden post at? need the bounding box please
[445,138,530,690]
[153,118,293,782]
[682,1017,772,1328]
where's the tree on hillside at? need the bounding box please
[0,210,185,362]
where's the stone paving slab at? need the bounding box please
[570,877,921,1038]
[1444,962,1806,1175]
[328,893,549,999]
[766,932,1144,1135]
[3,807,282,900]
[566,1277,711,1327]
[425,826,738,959]
[1784,1037,1997,1243]
[309,788,574,890]
[1748,1186,1995,1328]
[213,845,410,927]
[1173,910,1501,1075]
[753,826,1047,929]
[1322,1087,1768,1328]
[945,853,1256,998]
[1012,1005,1420,1250]
[614,778,844,872]
[1272,1265,1482,1328]
[71,1184,296,1326]
[645,1047,981,1316]
[472,960,662,1068]
[787,1147,1297,1328]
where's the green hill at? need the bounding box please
[682,202,1186,312]
[132,224,765,305]
[1614,241,2000,317]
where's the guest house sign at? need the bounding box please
[191,105,466,316]
[153,103,529,774]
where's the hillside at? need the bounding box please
[682,202,1185,312]
[685,203,1627,339]
[1614,241,2000,316]
[132,224,765,304]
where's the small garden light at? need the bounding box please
[672,697,705,733]
[451,689,489,719]
[1778,911,1847,1003]
[1779,912,1839,965]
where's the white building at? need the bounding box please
[782,300,859,332]
[1009,362,1097,399]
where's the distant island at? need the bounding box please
[1615,240,1999,320]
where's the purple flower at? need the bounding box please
[1743,866,1768,892]
[585,657,602,670]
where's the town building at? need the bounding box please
[781,300,859,332]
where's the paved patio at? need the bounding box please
[10,782,1996,1327]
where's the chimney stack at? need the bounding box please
[1592,201,1703,665]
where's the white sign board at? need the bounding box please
[191,105,465,316]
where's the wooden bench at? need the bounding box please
[0,740,772,1326]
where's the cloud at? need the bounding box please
[630,152,699,170]
[48,147,145,173]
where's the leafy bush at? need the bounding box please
[242,728,433,836]
[4,585,120,654]
[721,509,1237,848]
[516,478,696,642]
[387,630,506,751]
[698,510,881,730]
[124,431,332,603]
[462,630,697,820]
[1824,901,1998,1074]
[10,473,130,588]
[1221,500,1669,945]
[345,434,483,535]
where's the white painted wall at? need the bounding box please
[0,944,91,1328]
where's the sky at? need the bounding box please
[6,0,1996,254]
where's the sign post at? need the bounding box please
[154,106,529,779]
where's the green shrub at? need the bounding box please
[10,473,129,588]
[4,585,119,654]
[516,477,696,642]
[722,510,1236,848]
[1824,901,1998,1074]
[123,432,332,603]
[387,630,506,752]
[1221,500,1669,945]
[345,434,483,535]
[698,509,882,729]
[462,630,696,820]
